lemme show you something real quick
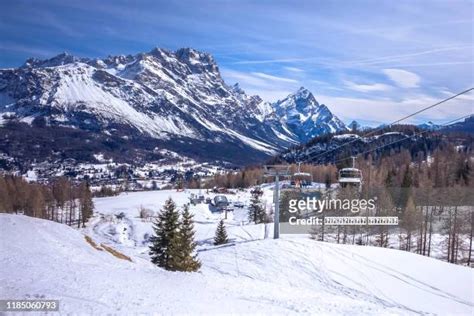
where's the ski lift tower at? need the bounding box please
[264,165,291,239]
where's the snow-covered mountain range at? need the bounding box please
[417,121,442,131]
[0,48,347,164]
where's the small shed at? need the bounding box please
[213,195,229,209]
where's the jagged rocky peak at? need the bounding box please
[231,83,245,95]
[22,52,86,68]
[294,87,320,111]
[273,86,347,142]
[275,86,320,112]
[294,86,314,99]
[274,86,319,115]
[148,47,172,56]
[229,83,260,102]
[175,47,213,63]
[146,47,177,65]
[175,47,219,74]
[100,54,135,68]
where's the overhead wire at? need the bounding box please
[332,113,473,164]
[306,87,474,163]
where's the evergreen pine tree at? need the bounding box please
[149,198,181,270]
[169,204,201,272]
[248,192,266,224]
[214,219,229,245]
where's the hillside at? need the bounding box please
[1,192,473,314]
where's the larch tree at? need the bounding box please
[401,195,419,252]
[375,188,394,248]
[79,182,94,227]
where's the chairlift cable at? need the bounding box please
[306,87,474,163]
[332,113,473,164]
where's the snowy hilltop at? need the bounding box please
[0,48,346,165]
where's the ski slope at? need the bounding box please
[1,189,473,315]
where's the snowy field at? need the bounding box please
[1,188,473,315]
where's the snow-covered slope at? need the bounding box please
[0,49,347,164]
[1,210,472,314]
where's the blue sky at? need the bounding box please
[1,0,473,126]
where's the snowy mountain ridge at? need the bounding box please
[0,48,346,164]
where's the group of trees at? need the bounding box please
[149,198,234,271]
[204,164,338,189]
[363,146,472,265]
[149,199,201,272]
[305,144,473,266]
[0,175,94,227]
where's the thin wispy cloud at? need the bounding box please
[383,69,421,88]
[343,80,393,92]
[251,72,297,83]
[345,45,473,67]
[384,61,474,67]
[232,45,473,69]
[284,66,304,73]
[232,57,311,65]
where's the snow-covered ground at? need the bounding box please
[1,189,473,315]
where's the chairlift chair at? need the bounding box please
[292,162,313,188]
[338,157,362,191]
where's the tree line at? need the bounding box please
[0,175,94,227]
[298,144,473,266]
[148,197,234,272]
[200,164,338,189]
